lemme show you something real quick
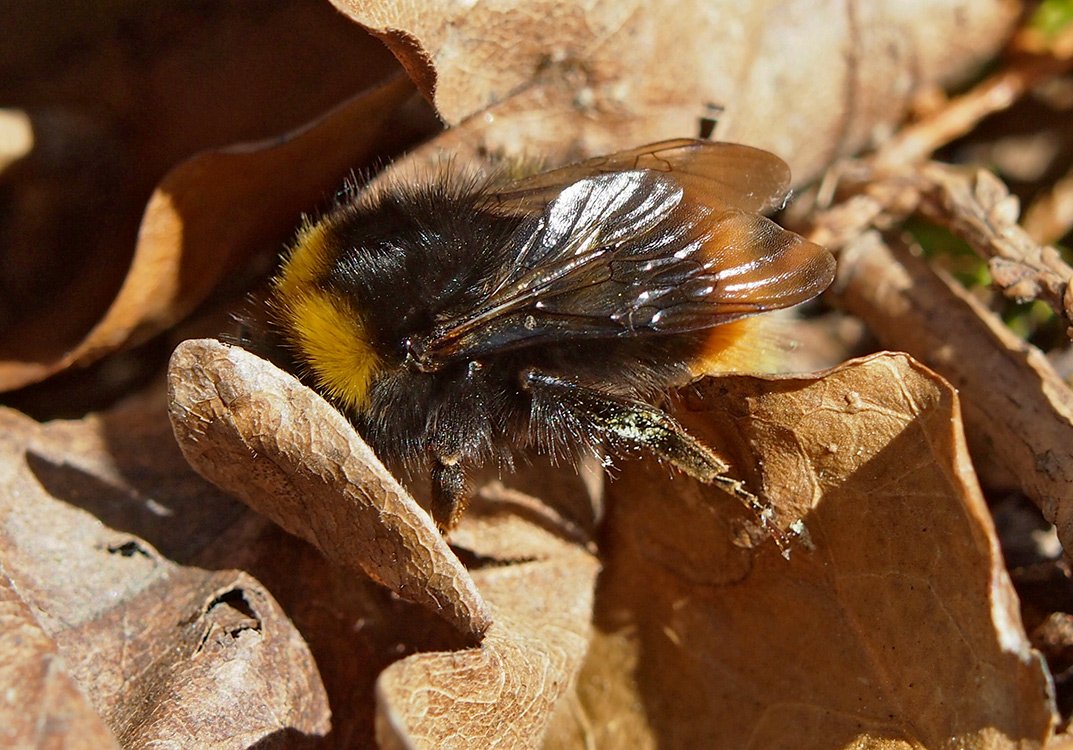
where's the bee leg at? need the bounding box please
[524,370,790,552]
[430,454,470,533]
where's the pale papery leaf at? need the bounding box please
[338,0,1017,183]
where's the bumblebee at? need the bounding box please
[266,139,835,543]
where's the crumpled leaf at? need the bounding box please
[340,0,1016,183]
[0,404,330,747]
[168,338,492,639]
[165,336,602,746]
[4,4,1064,746]
[543,352,1055,750]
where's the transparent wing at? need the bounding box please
[409,169,834,369]
[484,139,792,216]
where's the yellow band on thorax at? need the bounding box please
[272,216,382,411]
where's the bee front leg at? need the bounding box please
[430,454,470,533]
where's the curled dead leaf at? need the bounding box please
[6,3,1071,744]
[544,352,1055,749]
[0,74,416,392]
[167,338,492,640]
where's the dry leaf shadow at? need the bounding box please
[588,361,1051,749]
[244,728,326,750]
[24,449,247,565]
[459,472,599,550]
[469,496,583,546]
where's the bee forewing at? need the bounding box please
[419,168,834,369]
[487,139,792,216]
[695,209,836,313]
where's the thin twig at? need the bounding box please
[871,32,1073,171]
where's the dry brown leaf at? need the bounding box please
[165,332,603,747]
[7,3,1070,745]
[0,3,406,392]
[0,375,497,747]
[339,0,1016,183]
[0,74,416,392]
[0,405,331,747]
[834,231,1073,565]
[0,572,120,750]
[543,353,1054,750]
[376,519,599,750]
[807,161,1073,567]
[167,338,492,640]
